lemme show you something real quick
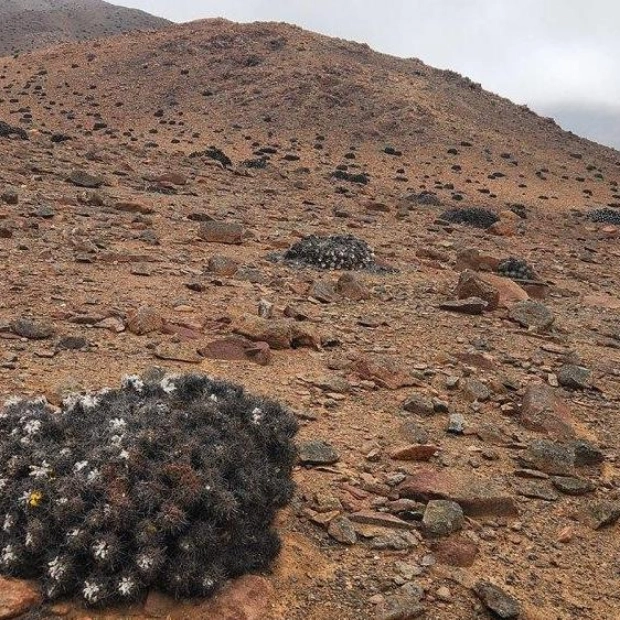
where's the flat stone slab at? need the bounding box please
[398,468,518,517]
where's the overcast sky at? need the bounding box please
[114,0,620,149]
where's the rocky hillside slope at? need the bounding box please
[0,19,619,620]
[0,0,171,56]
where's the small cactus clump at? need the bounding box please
[587,208,620,225]
[0,374,298,607]
[496,257,537,281]
[284,234,376,270]
[440,207,499,229]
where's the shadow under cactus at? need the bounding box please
[0,374,298,608]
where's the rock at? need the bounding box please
[328,516,358,545]
[462,378,491,402]
[398,469,518,517]
[308,279,339,303]
[390,444,439,461]
[152,172,187,186]
[336,272,371,301]
[1,189,18,205]
[440,297,488,315]
[0,577,41,619]
[154,343,202,363]
[447,413,466,434]
[10,318,55,339]
[114,200,154,215]
[354,356,416,390]
[0,226,12,239]
[573,440,605,466]
[244,342,271,366]
[477,272,529,307]
[509,300,554,330]
[199,221,244,245]
[233,314,320,350]
[488,220,516,237]
[95,316,125,333]
[56,336,89,350]
[402,394,435,416]
[556,364,591,390]
[520,384,576,440]
[207,255,239,276]
[298,440,340,465]
[201,337,271,366]
[68,169,103,188]
[514,480,559,501]
[399,421,430,444]
[473,581,521,619]
[422,500,464,537]
[455,270,500,310]
[519,440,575,475]
[551,476,596,496]
[584,501,620,530]
[377,595,426,620]
[257,299,274,319]
[349,511,415,531]
[127,305,164,335]
[433,537,479,567]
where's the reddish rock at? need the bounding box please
[440,297,488,315]
[233,315,320,350]
[520,384,576,440]
[398,469,518,517]
[455,270,500,310]
[308,279,339,303]
[207,255,239,276]
[127,305,165,335]
[200,337,271,366]
[477,273,529,308]
[433,537,479,567]
[488,220,516,237]
[336,272,371,301]
[0,577,41,620]
[199,221,244,245]
[114,200,154,214]
[153,172,187,185]
[243,342,271,366]
[390,444,440,461]
[353,356,416,390]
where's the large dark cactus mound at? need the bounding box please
[0,374,298,607]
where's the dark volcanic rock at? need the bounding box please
[474,581,521,619]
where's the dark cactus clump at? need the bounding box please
[497,257,537,281]
[284,234,376,270]
[440,206,499,229]
[587,208,620,225]
[0,374,298,607]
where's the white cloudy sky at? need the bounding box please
[114,0,620,149]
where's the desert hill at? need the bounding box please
[0,18,619,620]
[0,0,171,56]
